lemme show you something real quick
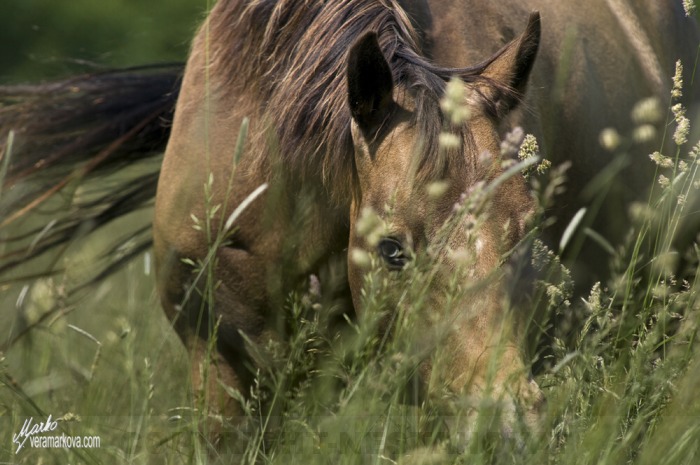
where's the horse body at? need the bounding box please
[153,1,357,413]
[149,0,698,436]
[154,0,545,433]
[421,0,699,281]
[1,0,696,440]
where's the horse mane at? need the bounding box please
[208,0,503,201]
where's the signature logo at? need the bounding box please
[12,415,58,453]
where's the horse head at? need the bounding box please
[346,12,543,437]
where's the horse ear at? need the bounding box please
[347,32,395,135]
[478,12,541,117]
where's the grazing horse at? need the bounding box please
[153,0,543,436]
[1,0,698,442]
[465,0,700,288]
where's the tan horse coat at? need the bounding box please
[153,0,698,437]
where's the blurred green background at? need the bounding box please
[2,0,698,84]
[0,0,207,83]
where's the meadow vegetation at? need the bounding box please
[1,3,700,465]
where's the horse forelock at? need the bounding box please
[209,0,496,202]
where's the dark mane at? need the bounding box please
[209,0,501,200]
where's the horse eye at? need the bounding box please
[378,238,408,269]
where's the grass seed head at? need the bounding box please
[599,128,621,151]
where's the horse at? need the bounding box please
[482,0,700,289]
[1,0,698,444]
[153,0,545,438]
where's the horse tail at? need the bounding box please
[0,63,183,279]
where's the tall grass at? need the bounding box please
[2,32,700,465]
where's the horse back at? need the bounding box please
[418,0,699,281]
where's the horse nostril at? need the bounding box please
[378,237,408,269]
